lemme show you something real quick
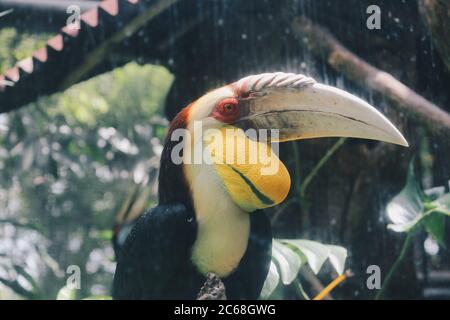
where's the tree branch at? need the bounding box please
[197,273,227,300]
[300,267,334,300]
[291,16,450,136]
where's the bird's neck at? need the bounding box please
[183,127,251,277]
[185,161,250,277]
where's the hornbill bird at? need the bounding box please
[112,72,408,299]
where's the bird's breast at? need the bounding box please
[187,161,251,278]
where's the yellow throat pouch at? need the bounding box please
[204,126,291,212]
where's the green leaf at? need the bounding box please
[280,239,329,274]
[98,229,113,241]
[387,161,425,232]
[424,213,446,248]
[432,194,450,216]
[386,161,449,241]
[56,285,77,300]
[260,261,280,299]
[387,215,422,233]
[261,239,348,299]
[327,245,348,275]
[272,240,304,284]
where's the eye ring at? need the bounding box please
[212,97,240,123]
[218,99,238,115]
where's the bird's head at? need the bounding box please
[166,72,408,213]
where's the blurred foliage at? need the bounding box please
[0,54,173,298]
[0,27,49,73]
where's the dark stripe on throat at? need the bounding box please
[228,165,274,206]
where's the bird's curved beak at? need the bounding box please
[234,77,408,147]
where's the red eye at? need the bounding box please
[212,98,240,123]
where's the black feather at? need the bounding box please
[112,203,202,299]
[112,204,272,299]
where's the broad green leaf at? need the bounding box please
[387,161,425,232]
[272,240,304,284]
[432,194,450,216]
[280,239,329,274]
[261,239,348,299]
[386,161,449,242]
[56,285,77,300]
[260,261,280,299]
[424,213,446,248]
[327,245,348,275]
[387,215,422,233]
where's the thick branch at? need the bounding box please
[300,267,333,300]
[291,16,450,136]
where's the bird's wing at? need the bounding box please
[112,183,153,259]
[112,203,198,299]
